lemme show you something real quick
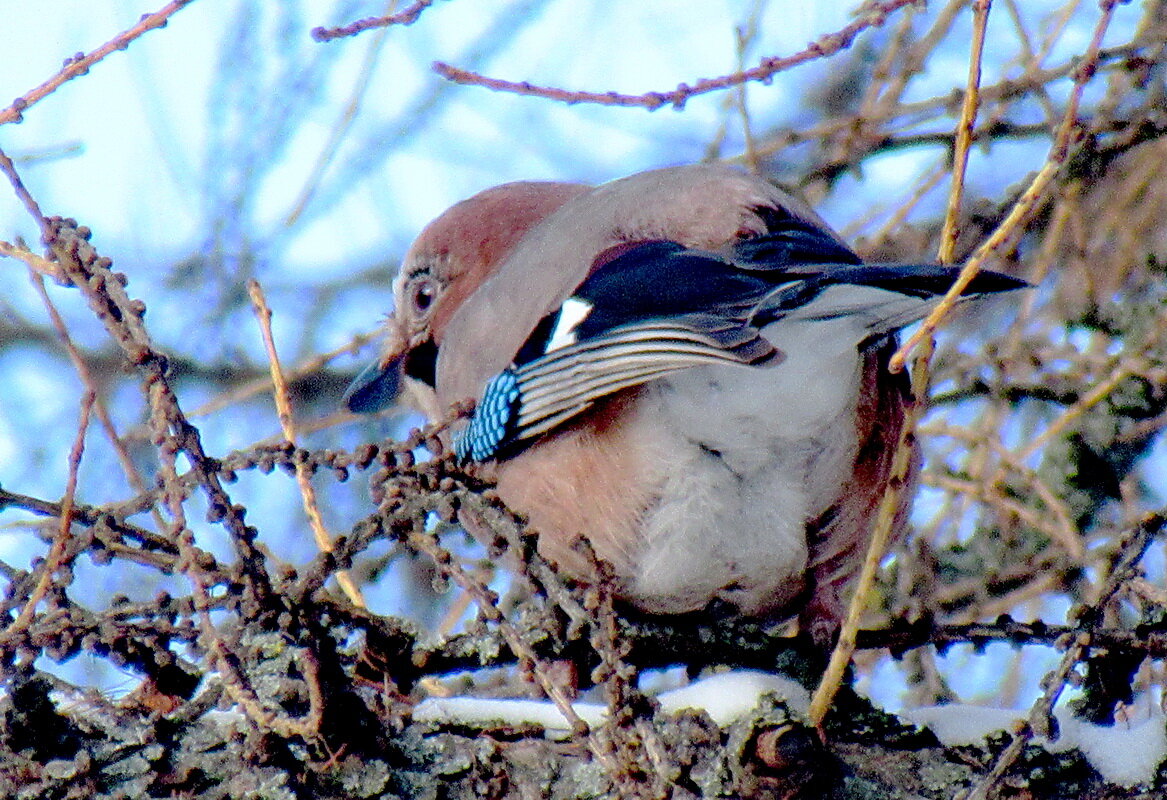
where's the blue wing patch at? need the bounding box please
[454,369,522,462]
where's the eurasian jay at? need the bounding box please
[346,164,1025,644]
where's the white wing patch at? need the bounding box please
[544,297,593,353]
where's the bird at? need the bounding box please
[345,164,1026,645]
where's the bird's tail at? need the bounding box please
[753,264,1030,338]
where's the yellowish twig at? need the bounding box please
[185,329,379,420]
[890,158,1058,373]
[248,279,366,608]
[810,346,930,726]
[0,240,65,281]
[1016,353,1150,464]
[810,0,994,726]
[892,0,1116,372]
[938,0,991,265]
[954,571,1063,624]
[922,422,1082,559]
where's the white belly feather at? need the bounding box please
[626,318,864,615]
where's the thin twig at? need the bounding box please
[28,272,166,530]
[809,341,931,726]
[312,0,435,42]
[891,0,1119,371]
[186,330,379,419]
[1015,352,1152,463]
[0,147,48,235]
[0,0,197,126]
[288,10,393,225]
[810,0,994,726]
[0,240,66,282]
[434,0,918,110]
[247,280,366,608]
[938,0,991,264]
[404,523,626,777]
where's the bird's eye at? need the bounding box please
[412,280,436,314]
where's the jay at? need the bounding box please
[346,164,1025,644]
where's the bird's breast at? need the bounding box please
[627,330,863,616]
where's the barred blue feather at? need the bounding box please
[456,370,522,462]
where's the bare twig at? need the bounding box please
[1015,351,1155,463]
[434,0,918,110]
[810,341,930,726]
[891,0,1120,371]
[288,10,394,225]
[811,0,995,726]
[248,280,366,608]
[938,0,991,264]
[312,0,436,42]
[0,240,66,282]
[30,272,165,525]
[404,521,627,776]
[0,147,48,235]
[0,0,197,127]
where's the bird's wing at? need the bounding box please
[455,223,1027,462]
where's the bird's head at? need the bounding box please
[343,181,590,417]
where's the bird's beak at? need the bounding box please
[342,319,410,414]
[342,354,402,414]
